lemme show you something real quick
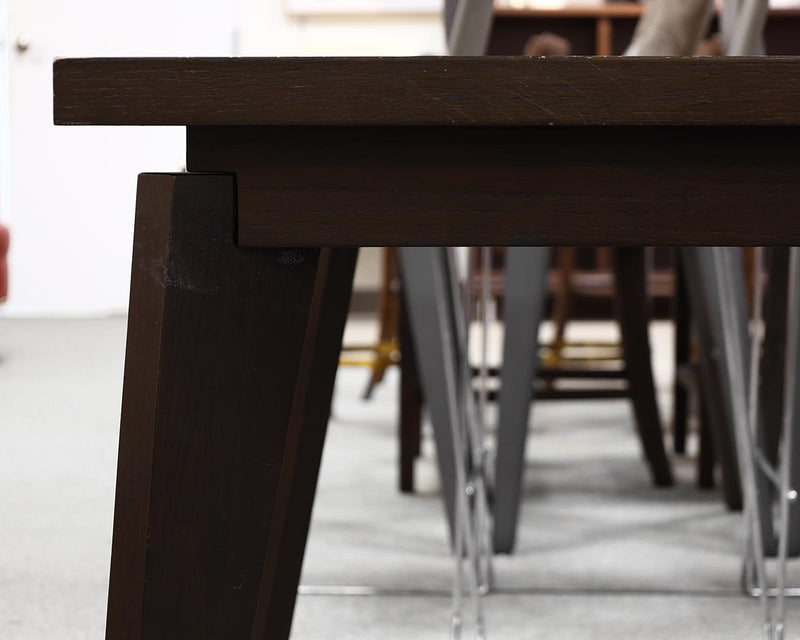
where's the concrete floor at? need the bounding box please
[0,317,796,639]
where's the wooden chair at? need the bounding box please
[339,248,401,400]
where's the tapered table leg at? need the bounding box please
[106,173,356,640]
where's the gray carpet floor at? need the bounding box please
[0,317,796,639]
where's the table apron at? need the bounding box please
[186,125,800,247]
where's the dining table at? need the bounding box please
[53,55,800,639]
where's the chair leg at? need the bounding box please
[552,247,575,349]
[363,248,400,399]
[697,348,743,507]
[673,256,691,454]
[399,292,423,493]
[682,248,743,510]
[758,247,800,556]
[493,247,551,553]
[759,247,789,466]
[106,174,356,640]
[398,247,460,537]
[781,248,800,556]
[612,247,673,487]
[697,393,716,488]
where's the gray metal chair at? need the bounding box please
[653,1,800,636]
[396,3,497,635]
[411,0,675,558]
[398,0,495,541]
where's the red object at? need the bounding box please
[0,223,8,301]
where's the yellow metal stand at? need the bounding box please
[339,248,402,399]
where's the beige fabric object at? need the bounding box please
[624,0,716,56]
[724,0,769,55]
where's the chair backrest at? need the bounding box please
[445,0,495,56]
[624,0,768,57]
[723,0,769,56]
[624,0,715,56]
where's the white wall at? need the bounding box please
[1,0,445,317]
[243,0,445,56]
[3,0,247,316]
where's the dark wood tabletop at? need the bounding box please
[54,56,800,127]
[52,56,800,247]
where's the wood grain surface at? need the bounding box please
[54,56,800,126]
[186,125,800,247]
[107,173,355,639]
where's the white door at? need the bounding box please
[4,0,244,315]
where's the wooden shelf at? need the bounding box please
[494,4,800,19]
[489,5,800,63]
[494,5,644,19]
